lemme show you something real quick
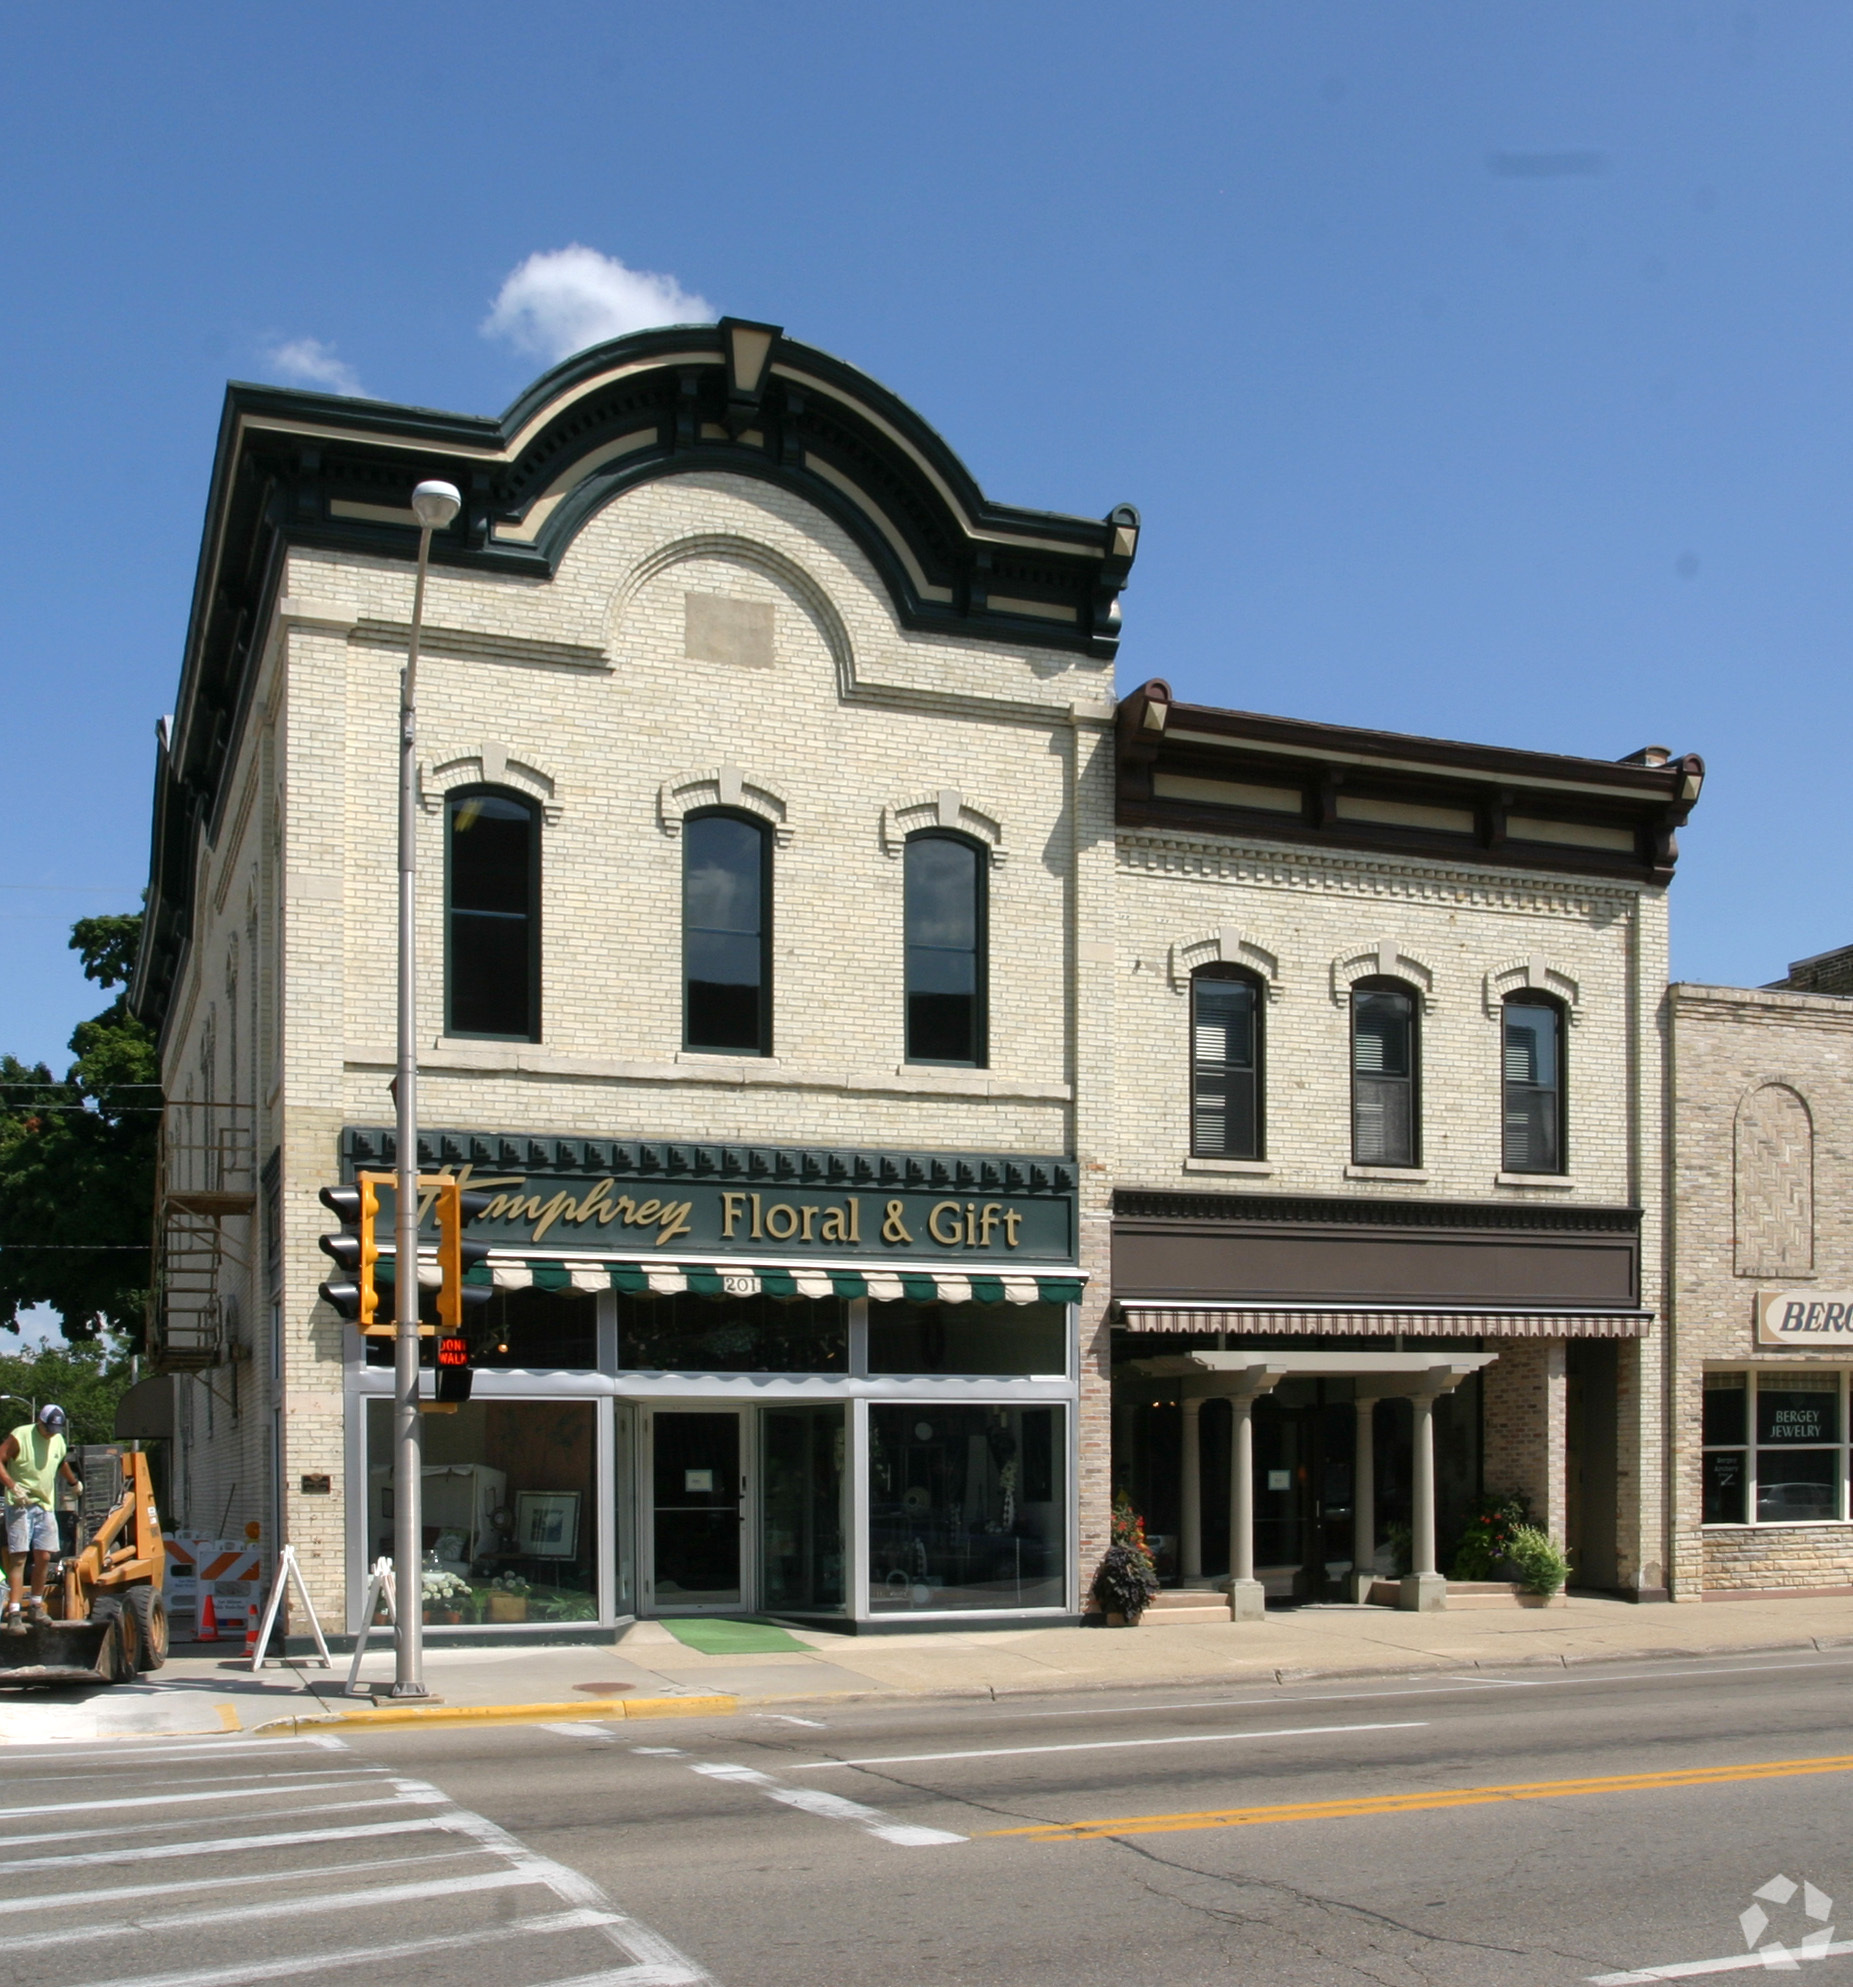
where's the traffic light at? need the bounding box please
[435,1181,496,1332]
[318,1175,385,1325]
[434,1333,473,1405]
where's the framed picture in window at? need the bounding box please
[515,1491,580,1559]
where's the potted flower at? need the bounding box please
[487,1574,531,1623]
[1092,1492,1161,1625]
[421,1569,470,1624]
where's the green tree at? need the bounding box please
[0,914,159,1346]
[0,1339,132,1446]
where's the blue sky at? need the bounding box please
[2,3,1849,1075]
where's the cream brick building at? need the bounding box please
[1668,954,1853,1599]
[128,322,1706,1641]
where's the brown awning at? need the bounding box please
[1115,1305,1652,1339]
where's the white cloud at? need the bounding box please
[267,337,365,397]
[481,244,715,363]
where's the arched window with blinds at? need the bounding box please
[1351,979,1418,1167]
[1191,967,1262,1159]
[1502,995,1564,1174]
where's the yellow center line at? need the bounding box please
[987,1753,1853,1842]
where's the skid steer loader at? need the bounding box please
[0,1445,168,1685]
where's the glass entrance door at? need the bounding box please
[646,1409,745,1613]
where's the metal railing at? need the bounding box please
[147,1101,256,1372]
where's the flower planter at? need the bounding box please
[488,1592,529,1623]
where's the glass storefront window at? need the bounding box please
[762,1406,846,1613]
[1702,1371,1846,1525]
[361,1287,596,1371]
[1755,1371,1841,1523]
[868,1300,1066,1377]
[364,1398,599,1625]
[868,1404,1064,1613]
[618,1293,847,1373]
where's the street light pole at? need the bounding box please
[391,478,462,1699]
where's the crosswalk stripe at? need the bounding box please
[0,1812,445,1876]
[3,1864,549,1951]
[0,1792,439,1859]
[0,1775,384,1822]
[63,1905,626,1987]
[0,1846,485,1919]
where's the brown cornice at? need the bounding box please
[1116,679,1703,886]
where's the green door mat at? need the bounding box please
[659,1617,810,1654]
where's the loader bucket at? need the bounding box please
[0,1615,125,1687]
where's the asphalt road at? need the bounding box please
[7,1650,1853,1986]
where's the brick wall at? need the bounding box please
[1668,983,1853,1599]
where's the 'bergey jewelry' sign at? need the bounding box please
[1757,1290,1853,1346]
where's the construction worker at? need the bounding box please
[0,1405,82,1632]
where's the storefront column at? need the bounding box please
[1400,1389,1447,1611]
[1180,1397,1203,1584]
[1351,1397,1378,1603]
[1227,1392,1266,1620]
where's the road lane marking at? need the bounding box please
[789,1719,1427,1769]
[992,1751,1853,1841]
[0,1847,482,1918]
[60,1904,631,1987]
[4,1865,551,1952]
[0,1792,439,1858]
[0,1774,382,1822]
[543,1721,625,1742]
[0,1812,447,1876]
[692,1761,965,1846]
[1590,1938,1853,1982]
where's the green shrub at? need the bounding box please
[1449,1491,1533,1581]
[1504,1526,1570,1598]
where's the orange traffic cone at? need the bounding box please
[198,1592,218,1643]
[243,1599,260,1658]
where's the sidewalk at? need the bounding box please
[5,1593,1852,1743]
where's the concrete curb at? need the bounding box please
[229,1637,1853,1736]
[690,1636,1853,1712]
[250,1693,737,1735]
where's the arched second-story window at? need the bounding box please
[1191,966,1262,1158]
[446,788,539,1040]
[1502,995,1565,1174]
[684,810,771,1054]
[904,832,986,1066]
[1351,979,1418,1166]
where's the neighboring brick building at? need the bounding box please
[1106,686,1702,1605]
[1668,973,1853,1599]
[126,321,1708,1641]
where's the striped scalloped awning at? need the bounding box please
[493,1261,1084,1305]
[379,1256,1083,1305]
[1114,1304,1652,1339]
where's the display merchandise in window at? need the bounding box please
[365,1399,597,1625]
[868,1404,1064,1612]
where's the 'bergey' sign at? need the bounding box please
[1757,1290,1853,1346]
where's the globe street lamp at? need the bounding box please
[391,478,461,1698]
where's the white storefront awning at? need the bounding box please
[1115,1303,1652,1339]
[377,1253,1085,1307]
